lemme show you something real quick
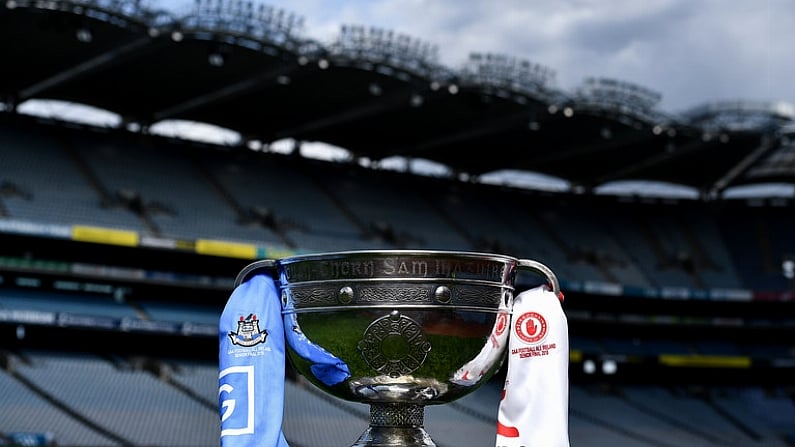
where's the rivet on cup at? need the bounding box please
[435,286,451,303]
[338,286,354,304]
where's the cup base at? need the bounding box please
[350,403,436,446]
[351,425,435,447]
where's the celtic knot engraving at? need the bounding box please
[290,287,337,307]
[359,287,429,303]
[454,286,502,306]
[357,311,432,377]
[288,284,503,308]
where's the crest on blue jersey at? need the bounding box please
[229,313,268,347]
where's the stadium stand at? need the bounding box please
[2,111,795,446]
[1,0,794,446]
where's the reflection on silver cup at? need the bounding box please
[235,250,559,447]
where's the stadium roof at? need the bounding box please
[2,0,794,197]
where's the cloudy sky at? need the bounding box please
[164,0,792,114]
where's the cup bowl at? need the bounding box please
[235,249,559,446]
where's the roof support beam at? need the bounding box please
[17,36,153,101]
[591,138,703,185]
[709,135,776,195]
[403,111,529,154]
[533,126,655,167]
[271,87,418,141]
[151,63,299,121]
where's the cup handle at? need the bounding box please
[517,259,561,298]
[234,259,277,288]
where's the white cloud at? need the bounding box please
[244,0,795,112]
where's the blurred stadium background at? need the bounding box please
[1,0,795,446]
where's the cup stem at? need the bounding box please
[350,403,436,447]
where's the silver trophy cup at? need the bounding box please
[235,250,560,447]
